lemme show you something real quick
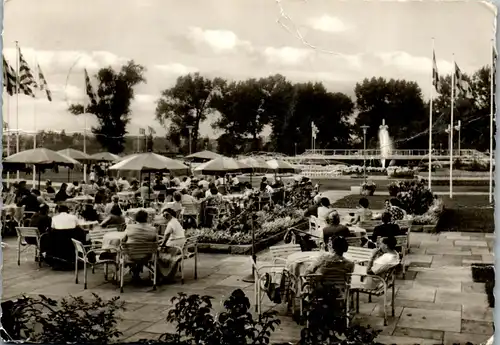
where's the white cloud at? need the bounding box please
[187,27,253,53]
[308,15,348,33]
[3,48,129,75]
[155,63,198,76]
[262,46,313,66]
[376,51,454,75]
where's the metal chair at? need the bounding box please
[118,242,158,293]
[16,227,44,267]
[71,239,118,289]
[171,235,200,284]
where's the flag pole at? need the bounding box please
[15,41,20,181]
[428,38,435,190]
[449,54,455,199]
[32,55,37,188]
[489,38,495,203]
[83,70,88,183]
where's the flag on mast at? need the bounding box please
[18,47,36,97]
[147,126,156,135]
[3,56,16,96]
[454,62,473,98]
[432,50,441,91]
[36,63,52,101]
[84,68,97,105]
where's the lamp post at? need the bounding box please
[360,125,369,184]
[294,143,297,156]
[187,126,193,155]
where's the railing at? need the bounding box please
[301,149,491,158]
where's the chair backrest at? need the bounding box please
[309,216,320,231]
[71,238,87,256]
[269,244,301,259]
[359,220,382,231]
[183,235,200,250]
[396,219,413,231]
[16,226,40,239]
[121,241,158,258]
[377,235,408,249]
[182,200,199,215]
[344,247,375,263]
[302,269,350,299]
[88,228,114,243]
[345,237,363,248]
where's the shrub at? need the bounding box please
[150,289,280,345]
[389,180,435,215]
[387,167,415,179]
[361,181,376,196]
[1,293,124,344]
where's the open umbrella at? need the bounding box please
[58,149,92,182]
[194,157,250,175]
[109,152,189,174]
[112,153,138,163]
[109,152,189,201]
[4,148,80,189]
[185,150,223,162]
[266,159,300,174]
[89,152,120,162]
[238,157,270,173]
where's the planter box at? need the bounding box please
[197,229,288,255]
[412,223,438,233]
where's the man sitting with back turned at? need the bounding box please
[323,211,352,248]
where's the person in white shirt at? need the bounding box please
[51,205,81,230]
[157,208,186,283]
[89,170,96,183]
[232,174,240,186]
[199,179,210,189]
[215,175,224,186]
[118,177,130,192]
[265,184,274,194]
[316,197,333,227]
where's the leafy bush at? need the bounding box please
[299,282,381,345]
[455,159,490,172]
[387,167,415,179]
[388,180,435,215]
[411,198,444,225]
[361,181,376,196]
[1,293,124,344]
[148,289,280,345]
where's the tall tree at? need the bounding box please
[433,67,492,151]
[68,61,146,154]
[354,77,427,149]
[156,73,223,154]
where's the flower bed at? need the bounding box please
[387,167,415,179]
[410,198,444,231]
[342,166,387,176]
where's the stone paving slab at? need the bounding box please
[1,231,495,344]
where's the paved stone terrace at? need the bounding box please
[1,231,494,344]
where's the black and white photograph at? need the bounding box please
[0,0,497,344]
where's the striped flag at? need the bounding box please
[36,63,52,101]
[18,47,36,97]
[3,56,16,96]
[84,69,97,105]
[454,62,473,98]
[139,128,146,135]
[432,50,441,91]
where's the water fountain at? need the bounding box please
[378,119,393,168]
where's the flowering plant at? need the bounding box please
[361,181,376,196]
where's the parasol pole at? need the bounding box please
[242,200,256,285]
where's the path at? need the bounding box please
[1,231,494,344]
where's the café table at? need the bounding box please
[101,231,127,251]
[79,220,99,231]
[67,195,94,203]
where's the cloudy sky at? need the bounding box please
[2,0,496,139]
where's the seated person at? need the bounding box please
[45,205,89,270]
[316,197,332,226]
[81,204,99,222]
[122,210,158,281]
[362,236,400,289]
[323,211,352,248]
[105,195,121,215]
[161,191,183,213]
[54,183,71,203]
[66,181,79,197]
[304,194,322,218]
[94,187,107,205]
[157,208,186,283]
[369,212,403,248]
[26,204,52,245]
[305,236,355,276]
[352,197,373,224]
[17,189,40,213]
[100,204,125,228]
[45,180,55,194]
[386,198,407,221]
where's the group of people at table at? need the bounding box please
[4,172,309,285]
[264,195,410,302]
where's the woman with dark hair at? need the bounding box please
[317,197,332,226]
[81,204,99,222]
[54,183,70,203]
[352,197,373,225]
[386,198,406,221]
[27,204,52,245]
[157,208,186,283]
[362,236,400,289]
[100,204,125,228]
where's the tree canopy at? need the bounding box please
[69,61,146,154]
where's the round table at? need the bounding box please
[79,221,99,230]
[101,231,127,251]
[67,195,94,203]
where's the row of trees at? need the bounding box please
[67,61,495,155]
